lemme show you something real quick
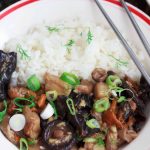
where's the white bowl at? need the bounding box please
[0,0,150,150]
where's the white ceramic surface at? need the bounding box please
[0,0,149,150]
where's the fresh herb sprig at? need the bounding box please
[108,54,128,68]
[87,29,93,44]
[46,26,60,33]
[16,44,30,60]
[65,39,75,54]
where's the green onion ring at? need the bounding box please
[46,91,58,101]
[93,98,110,113]
[20,138,28,150]
[27,74,41,91]
[0,100,7,122]
[14,97,35,108]
[60,72,80,87]
[86,119,100,129]
[66,98,76,115]
[106,75,122,88]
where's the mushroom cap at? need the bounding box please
[43,120,76,150]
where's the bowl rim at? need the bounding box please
[0,0,149,25]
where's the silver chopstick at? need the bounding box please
[94,0,150,85]
[120,0,150,56]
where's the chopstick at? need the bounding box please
[119,0,150,57]
[94,0,150,85]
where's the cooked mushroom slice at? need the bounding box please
[92,68,107,82]
[75,80,94,94]
[8,86,37,99]
[94,82,109,99]
[43,120,76,150]
[23,106,41,139]
[44,73,71,96]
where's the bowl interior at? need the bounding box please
[0,0,150,150]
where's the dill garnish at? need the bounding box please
[80,32,83,37]
[108,54,128,68]
[16,44,30,60]
[46,26,60,33]
[87,29,93,44]
[65,39,75,54]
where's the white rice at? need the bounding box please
[4,19,143,85]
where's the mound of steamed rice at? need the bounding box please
[4,20,143,85]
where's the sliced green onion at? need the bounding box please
[20,138,28,150]
[66,98,76,115]
[49,101,58,119]
[106,75,122,88]
[117,96,126,103]
[27,75,41,91]
[93,98,110,113]
[14,108,23,113]
[14,97,35,108]
[83,137,97,143]
[84,137,105,147]
[27,139,38,145]
[86,119,100,129]
[0,100,7,122]
[60,72,80,87]
[97,137,105,146]
[46,91,58,101]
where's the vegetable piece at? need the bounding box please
[8,86,37,99]
[0,100,7,122]
[0,50,17,100]
[108,54,128,69]
[106,75,122,88]
[44,73,71,96]
[92,68,107,82]
[43,120,76,150]
[75,80,94,94]
[37,94,46,108]
[40,103,54,120]
[66,98,76,115]
[93,98,110,113]
[94,82,109,99]
[117,96,126,103]
[20,138,28,150]
[84,137,97,143]
[9,114,26,132]
[65,39,75,54]
[46,91,58,101]
[87,29,93,44]
[27,75,41,91]
[47,26,60,32]
[27,139,38,145]
[102,100,123,129]
[17,44,30,60]
[23,106,41,139]
[60,72,80,87]
[49,101,58,119]
[14,97,35,108]
[86,119,100,129]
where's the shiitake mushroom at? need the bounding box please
[43,120,76,150]
[0,50,17,101]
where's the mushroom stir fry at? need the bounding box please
[0,54,149,150]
